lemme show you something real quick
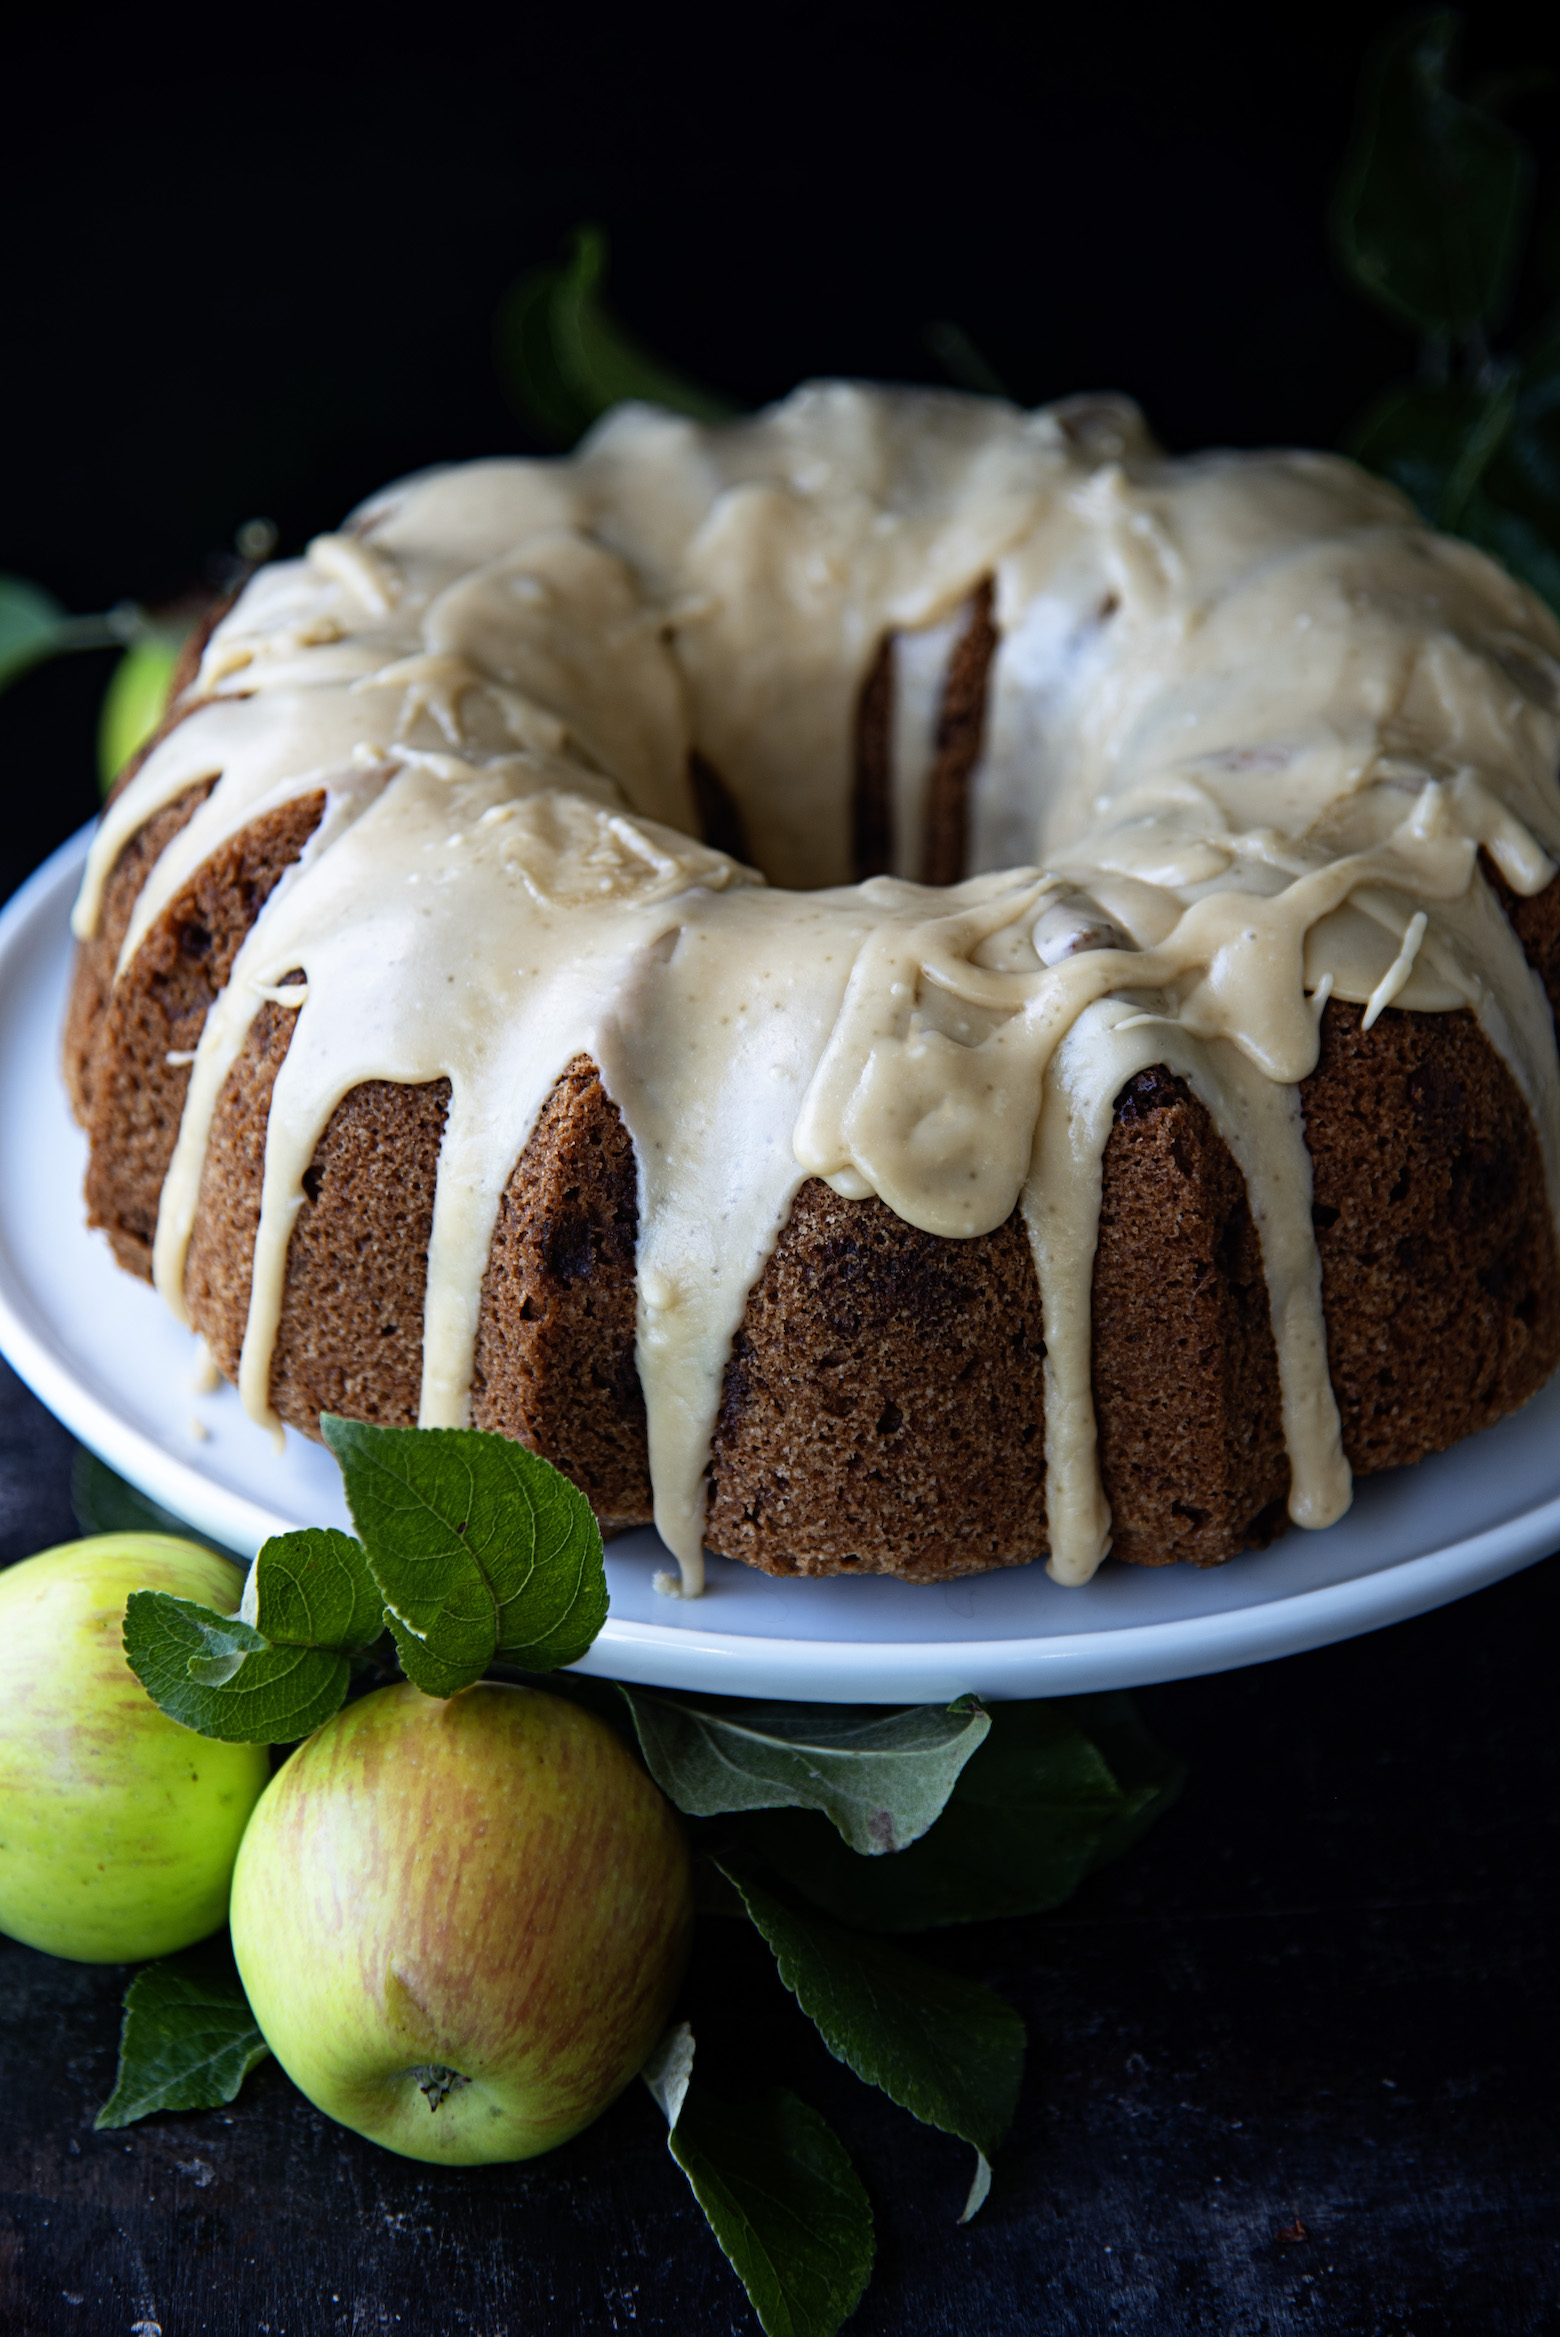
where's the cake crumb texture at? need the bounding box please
[81,792,326,1279]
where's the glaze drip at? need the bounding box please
[75,383,1560,1589]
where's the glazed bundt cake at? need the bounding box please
[64,384,1560,1594]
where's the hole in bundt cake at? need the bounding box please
[74,394,1560,1592]
[922,580,997,888]
[688,751,750,863]
[852,632,894,881]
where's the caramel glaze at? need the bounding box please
[68,384,1560,1590]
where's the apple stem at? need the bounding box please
[408,2064,470,2112]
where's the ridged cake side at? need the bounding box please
[61,388,1560,1588]
[64,797,1560,1578]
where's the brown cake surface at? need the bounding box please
[79,794,325,1280]
[62,385,1560,1589]
[66,821,1560,1579]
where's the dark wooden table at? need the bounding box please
[2,1352,1557,2336]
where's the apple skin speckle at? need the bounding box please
[230,1680,693,2165]
[0,1535,269,1963]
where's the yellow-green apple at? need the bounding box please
[0,1535,271,1962]
[229,1681,693,2165]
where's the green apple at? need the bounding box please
[230,1681,693,2165]
[0,1535,271,1962]
[97,632,182,792]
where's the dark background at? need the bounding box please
[4,1360,1558,2336]
[2,3,1560,2329]
[4,0,1560,896]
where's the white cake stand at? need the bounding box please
[3,828,1557,1701]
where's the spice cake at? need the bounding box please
[64,385,1560,1593]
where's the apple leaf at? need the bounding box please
[721,1863,1024,2221]
[242,1526,385,1653]
[124,1590,354,1744]
[123,1422,608,1728]
[0,573,68,692]
[740,1694,1184,1932]
[1350,372,1519,533]
[1344,318,1560,623]
[617,1690,990,1854]
[495,224,732,449]
[322,1416,608,1694]
[377,1611,484,1700]
[1334,12,1531,340]
[95,1949,270,2130]
[645,2025,874,2337]
[642,2019,696,2127]
[180,1606,270,1687]
[923,318,1012,400]
[673,2085,875,2337]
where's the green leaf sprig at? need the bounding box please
[619,1688,990,1853]
[494,225,733,449]
[121,1417,609,1740]
[1336,10,1532,350]
[97,1424,1184,2328]
[0,580,188,787]
[746,1694,1182,1933]
[625,1688,1179,2241]
[0,575,77,692]
[644,2024,875,2337]
[95,1948,269,2130]
[124,1526,383,1742]
[321,1416,608,1694]
[722,1864,1025,2224]
[1335,12,1560,610]
[647,1691,1181,1934]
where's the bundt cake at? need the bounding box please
[63,384,1560,1595]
